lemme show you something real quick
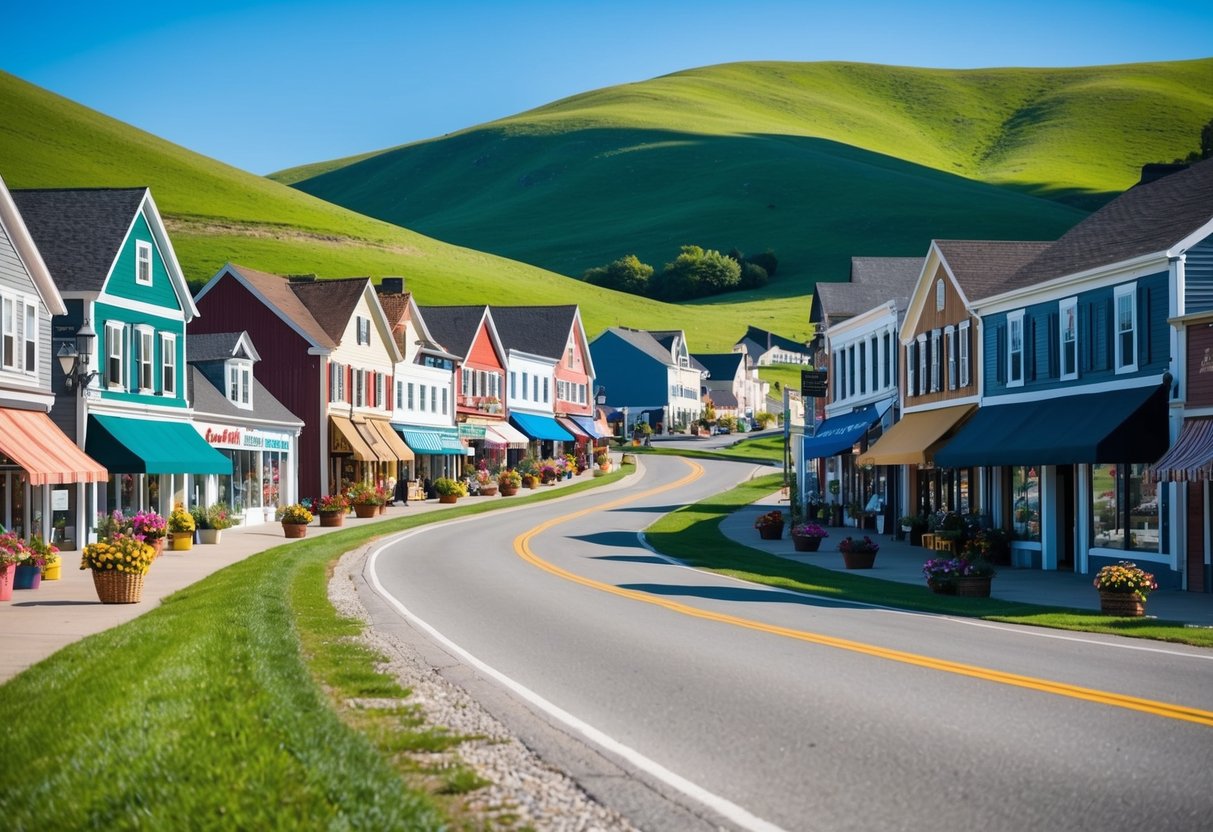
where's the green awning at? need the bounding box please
[933,384,1168,468]
[86,415,233,475]
[395,425,466,456]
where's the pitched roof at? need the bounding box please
[934,240,1054,301]
[738,325,807,355]
[709,389,739,408]
[11,188,147,292]
[223,265,336,349]
[600,327,677,366]
[187,366,303,427]
[418,305,489,358]
[695,352,744,380]
[1008,158,1213,289]
[290,278,370,344]
[187,332,247,363]
[488,305,578,358]
[814,256,923,321]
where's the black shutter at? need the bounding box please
[1048,312,1059,378]
[1026,318,1036,381]
[1141,287,1151,365]
[996,325,1006,384]
[1105,299,1114,370]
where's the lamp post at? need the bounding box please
[56,320,99,391]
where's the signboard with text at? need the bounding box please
[800,370,828,399]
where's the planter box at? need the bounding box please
[353,504,379,519]
[955,575,992,597]
[841,550,877,569]
[499,486,519,496]
[319,511,345,527]
[757,524,784,540]
[438,494,459,504]
[1099,590,1145,617]
[282,522,308,539]
[13,564,40,590]
[791,534,822,552]
[169,532,193,551]
[198,529,222,545]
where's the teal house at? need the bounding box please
[13,187,230,537]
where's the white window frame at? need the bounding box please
[916,334,927,397]
[135,326,154,393]
[1114,283,1138,374]
[935,278,945,311]
[1007,310,1025,388]
[430,385,437,412]
[407,382,415,410]
[945,325,957,391]
[958,321,971,388]
[442,388,448,415]
[1059,297,1079,381]
[906,342,916,398]
[22,301,37,375]
[135,240,153,286]
[160,332,176,397]
[1,297,15,370]
[395,380,403,410]
[930,329,941,392]
[543,377,549,403]
[105,321,125,390]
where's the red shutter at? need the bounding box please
[346,366,353,403]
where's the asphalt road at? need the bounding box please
[367,455,1213,832]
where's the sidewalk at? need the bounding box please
[0,473,597,683]
[720,493,1213,628]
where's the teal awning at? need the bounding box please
[395,425,466,455]
[933,384,1168,468]
[86,414,232,475]
[510,411,574,442]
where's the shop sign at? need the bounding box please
[458,423,487,439]
[199,423,292,452]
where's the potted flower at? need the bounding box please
[595,451,610,472]
[200,504,235,543]
[375,484,391,514]
[838,535,880,569]
[476,467,498,497]
[498,469,522,496]
[789,521,828,552]
[131,510,168,556]
[433,477,468,504]
[278,503,314,538]
[1093,561,1158,617]
[348,483,382,518]
[522,473,538,489]
[922,557,964,594]
[754,509,785,540]
[314,493,349,527]
[167,503,196,551]
[31,534,61,581]
[0,542,19,602]
[4,533,41,590]
[81,534,155,603]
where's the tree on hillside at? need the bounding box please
[1202,116,1213,160]
[652,245,741,301]
[582,254,653,294]
[739,262,769,289]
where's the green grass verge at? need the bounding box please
[627,432,786,464]
[643,473,1213,649]
[0,466,633,830]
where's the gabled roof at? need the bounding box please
[815,256,924,322]
[708,389,739,408]
[488,305,578,359]
[418,305,489,358]
[0,175,64,316]
[934,240,1054,303]
[187,366,303,428]
[290,278,372,344]
[737,325,807,355]
[201,264,336,350]
[1007,157,1213,290]
[648,330,684,356]
[695,352,744,380]
[187,331,260,363]
[598,327,677,367]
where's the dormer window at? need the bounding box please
[228,360,252,409]
[356,316,371,346]
[135,240,153,286]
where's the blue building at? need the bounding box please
[589,328,703,434]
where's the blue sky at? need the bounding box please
[5,1,1212,174]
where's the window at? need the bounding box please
[407,382,415,410]
[871,335,879,392]
[567,345,575,368]
[906,342,917,397]
[136,327,154,392]
[836,351,845,400]
[958,322,971,387]
[510,371,517,398]
[1007,311,1025,386]
[859,341,866,395]
[935,278,945,311]
[22,302,36,373]
[1115,284,1137,373]
[917,334,927,397]
[945,326,956,390]
[160,333,176,397]
[1091,463,1156,552]
[227,362,251,406]
[1,297,14,369]
[430,385,437,412]
[1011,465,1041,542]
[1060,298,1078,380]
[847,344,856,398]
[533,375,539,401]
[521,371,528,400]
[461,368,471,396]
[442,388,448,415]
[543,377,549,403]
[930,329,941,392]
[355,316,371,346]
[135,240,153,285]
[354,370,365,407]
[105,321,125,389]
[329,362,346,403]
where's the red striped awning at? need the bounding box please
[0,408,107,485]
[557,416,590,442]
[1148,418,1213,482]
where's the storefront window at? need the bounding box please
[231,449,262,510]
[1012,465,1040,541]
[263,452,282,508]
[1091,463,1157,551]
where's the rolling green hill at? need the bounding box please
[278,59,1213,288]
[0,70,798,351]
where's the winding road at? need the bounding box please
[363,455,1213,832]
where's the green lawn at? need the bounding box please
[628,432,786,465]
[0,466,633,830]
[643,473,1213,648]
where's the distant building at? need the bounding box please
[733,325,812,366]
[589,327,703,433]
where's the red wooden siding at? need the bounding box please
[1186,325,1213,408]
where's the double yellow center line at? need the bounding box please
[513,458,1213,727]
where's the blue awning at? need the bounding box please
[87,415,232,475]
[510,411,574,442]
[394,425,466,456]
[801,404,884,461]
[569,414,608,439]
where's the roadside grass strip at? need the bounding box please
[643,473,1213,650]
[0,465,632,830]
[627,433,784,464]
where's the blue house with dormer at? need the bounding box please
[13,187,230,535]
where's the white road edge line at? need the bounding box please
[366,530,788,832]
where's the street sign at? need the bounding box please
[800,369,828,398]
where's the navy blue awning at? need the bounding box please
[801,404,884,461]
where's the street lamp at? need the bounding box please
[56,320,99,391]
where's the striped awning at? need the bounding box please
[1149,418,1213,482]
[557,416,590,442]
[0,408,107,485]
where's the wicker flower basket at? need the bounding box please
[1099,590,1146,617]
[92,569,145,604]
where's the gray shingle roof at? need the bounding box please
[694,352,744,380]
[708,389,739,408]
[418,305,489,358]
[934,240,1054,302]
[489,305,577,358]
[737,325,807,355]
[11,188,147,292]
[187,332,248,363]
[814,256,923,322]
[1009,158,1213,290]
[187,366,303,427]
[601,327,676,366]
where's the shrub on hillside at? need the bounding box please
[652,245,741,300]
[582,254,653,294]
[740,261,769,289]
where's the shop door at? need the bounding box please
[1057,465,1075,572]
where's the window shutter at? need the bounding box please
[1105,299,1114,370]
[346,366,353,403]
[1047,313,1059,378]
[996,325,1006,383]
[1141,287,1151,364]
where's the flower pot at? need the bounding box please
[480,484,498,497]
[13,564,41,590]
[438,494,459,504]
[319,511,345,527]
[927,578,957,595]
[1099,590,1146,617]
[282,522,308,539]
[151,538,165,558]
[841,550,877,569]
[198,529,222,545]
[758,524,784,540]
[0,564,13,601]
[170,532,193,551]
[499,486,518,496]
[353,503,378,519]
[42,560,62,581]
[92,569,144,604]
[791,534,822,552]
[379,503,388,515]
[954,575,992,597]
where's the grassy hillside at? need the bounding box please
[0,70,793,351]
[280,59,1213,286]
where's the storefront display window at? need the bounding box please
[1091,463,1157,551]
[1011,465,1040,541]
